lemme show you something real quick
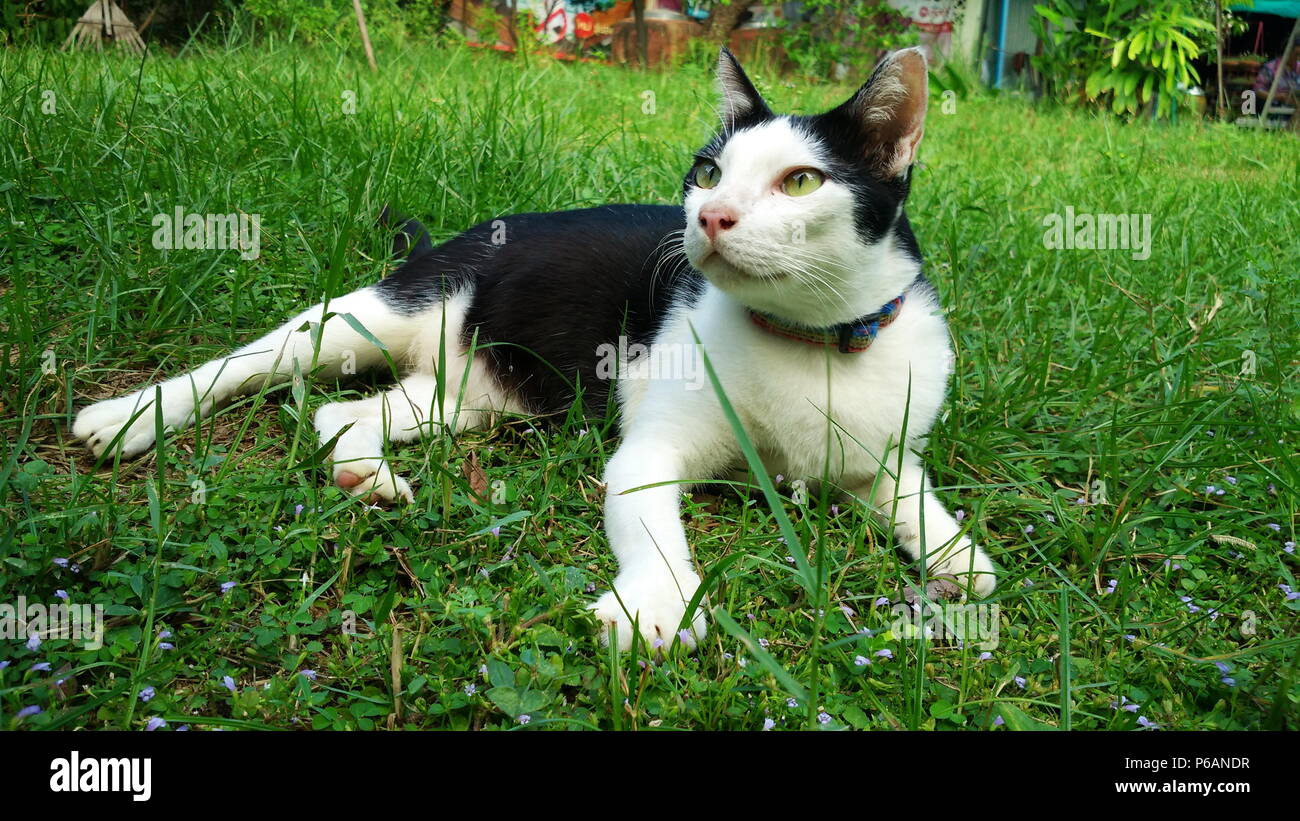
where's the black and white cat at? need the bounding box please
[73,47,995,652]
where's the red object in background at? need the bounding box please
[575,12,594,39]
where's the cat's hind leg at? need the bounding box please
[312,292,520,503]
[73,287,423,458]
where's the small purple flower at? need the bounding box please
[26,633,40,651]
[830,505,840,517]
[1286,542,1296,554]
[652,637,664,650]
[294,504,305,516]
[677,629,692,644]
[873,596,889,607]
[1103,579,1117,595]
[0,661,9,669]
[839,604,855,617]
[491,526,501,538]
[875,649,894,660]
[176,725,190,732]
[158,629,172,639]
[1013,675,1026,689]
[31,662,51,672]
[517,714,531,725]
[219,581,236,595]
[1204,485,1218,495]
[16,705,41,719]
[1266,523,1282,532]
[758,638,770,648]
[977,651,992,661]
[786,698,798,709]
[1225,475,1236,485]
[221,675,236,692]
[145,717,166,731]
[1221,677,1236,687]
[299,669,317,681]
[817,711,831,725]
[854,655,870,667]
[955,509,966,523]
[1136,716,1158,729]
[762,717,775,731]
[775,474,784,485]
[55,590,68,601]
[139,686,156,702]
[992,715,1004,727]
[52,558,69,568]
[1023,525,1035,535]
[464,683,476,696]
[158,642,174,651]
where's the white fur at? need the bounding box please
[74,287,521,503]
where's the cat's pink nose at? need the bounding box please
[698,206,738,242]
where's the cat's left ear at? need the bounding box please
[837,47,929,178]
[716,47,770,130]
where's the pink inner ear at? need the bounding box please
[874,49,929,176]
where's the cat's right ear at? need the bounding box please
[716,47,770,130]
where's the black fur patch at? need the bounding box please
[376,205,700,414]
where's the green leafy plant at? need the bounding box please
[1034,0,1216,117]
[779,0,916,81]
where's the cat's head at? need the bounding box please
[682,48,929,326]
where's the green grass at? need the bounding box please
[1,38,1298,731]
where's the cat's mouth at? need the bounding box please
[700,249,786,283]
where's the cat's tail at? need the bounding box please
[378,205,434,260]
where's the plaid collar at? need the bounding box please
[749,294,906,353]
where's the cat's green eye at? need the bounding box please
[694,162,721,189]
[782,168,825,197]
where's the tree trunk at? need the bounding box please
[705,0,752,43]
[632,0,648,68]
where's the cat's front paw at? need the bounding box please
[589,568,706,653]
[73,393,158,458]
[928,540,996,597]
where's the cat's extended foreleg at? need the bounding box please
[590,419,737,653]
[865,447,995,596]
[74,288,419,458]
